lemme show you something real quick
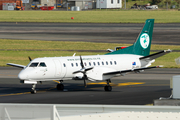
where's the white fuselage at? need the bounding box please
[18,54,148,82]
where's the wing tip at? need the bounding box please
[164,49,172,53]
[157,65,163,68]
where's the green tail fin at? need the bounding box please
[106,19,154,56]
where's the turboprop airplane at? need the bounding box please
[7,19,171,94]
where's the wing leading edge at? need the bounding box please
[103,65,163,75]
[139,49,172,61]
[7,63,26,69]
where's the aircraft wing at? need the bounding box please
[140,50,172,61]
[7,63,26,69]
[103,65,162,75]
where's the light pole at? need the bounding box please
[82,0,84,10]
[124,0,126,9]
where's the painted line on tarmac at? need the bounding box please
[0,87,56,97]
[0,82,145,97]
[87,82,145,86]
[0,80,59,97]
[0,92,31,97]
[53,80,60,83]
[135,84,169,86]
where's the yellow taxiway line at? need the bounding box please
[87,82,145,86]
[0,82,144,97]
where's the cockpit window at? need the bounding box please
[29,62,39,67]
[39,62,46,67]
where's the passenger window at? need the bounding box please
[106,61,108,65]
[84,62,87,66]
[29,62,39,67]
[63,63,66,67]
[76,63,78,67]
[98,62,100,65]
[89,62,91,66]
[39,62,46,67]
[114,61,117,65]
[102,62,104,65]
[71,63,74,67]
[110,61,112,65]
[93,62,96,66]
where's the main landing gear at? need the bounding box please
[104,79,112,91]
[57,80,64,91]
[31,84,37,94]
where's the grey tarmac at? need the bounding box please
[0,23,180,45]
[0,67,179,105]
[0,23,179,105]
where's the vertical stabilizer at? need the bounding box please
[106,19,154,56]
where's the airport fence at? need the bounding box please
[0,104,180,120]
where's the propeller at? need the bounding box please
[28,56,32,61]
[80,55,87,87]
[73,55,93,87]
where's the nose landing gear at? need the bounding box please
[31,84,37,94]
[104,79,112,91]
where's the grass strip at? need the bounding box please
[0,11,180,23]
[1,51,179,68]
[1,39,180,68]
[1,39,180,50]
[0,51,106,66]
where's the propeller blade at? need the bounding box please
[85,67,93,72]
[84,74,87,87]
[73,70,83,74]
[80,55,84,68]
[73,67,93,74]
[84,79,86,87]
[28,56,32,61]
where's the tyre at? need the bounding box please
[104,85,112,91]
[31,90,36,94]
[57,84,64,90]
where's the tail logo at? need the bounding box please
[140,33,150,49]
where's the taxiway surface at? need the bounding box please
[0,23,180,45]
[0,67,179,105]
[0,23,179,105]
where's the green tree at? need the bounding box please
[164,0,171,4]
[175,0,180,8]
[151,0,162,4]
[164,0,171,9]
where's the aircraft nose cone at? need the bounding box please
[18,71,28,80]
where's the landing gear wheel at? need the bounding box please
[31,84,37,94]
[57,84,64,90]
[104,85,112,91]
[31,89,36,94]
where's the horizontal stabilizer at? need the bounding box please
[140,50,172,61]
[7,63,26,69]
[103,66,163,75]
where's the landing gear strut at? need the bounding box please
[57,80,64,91]
[104,79,112,91]
[31,84,37,94]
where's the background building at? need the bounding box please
[67,0,96,10]
[96,0,122,9]
[0,0,122,10]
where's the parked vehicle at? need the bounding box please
[146,5,158,9]
[131,3,146,10]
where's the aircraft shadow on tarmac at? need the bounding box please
[0,83,123,95]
